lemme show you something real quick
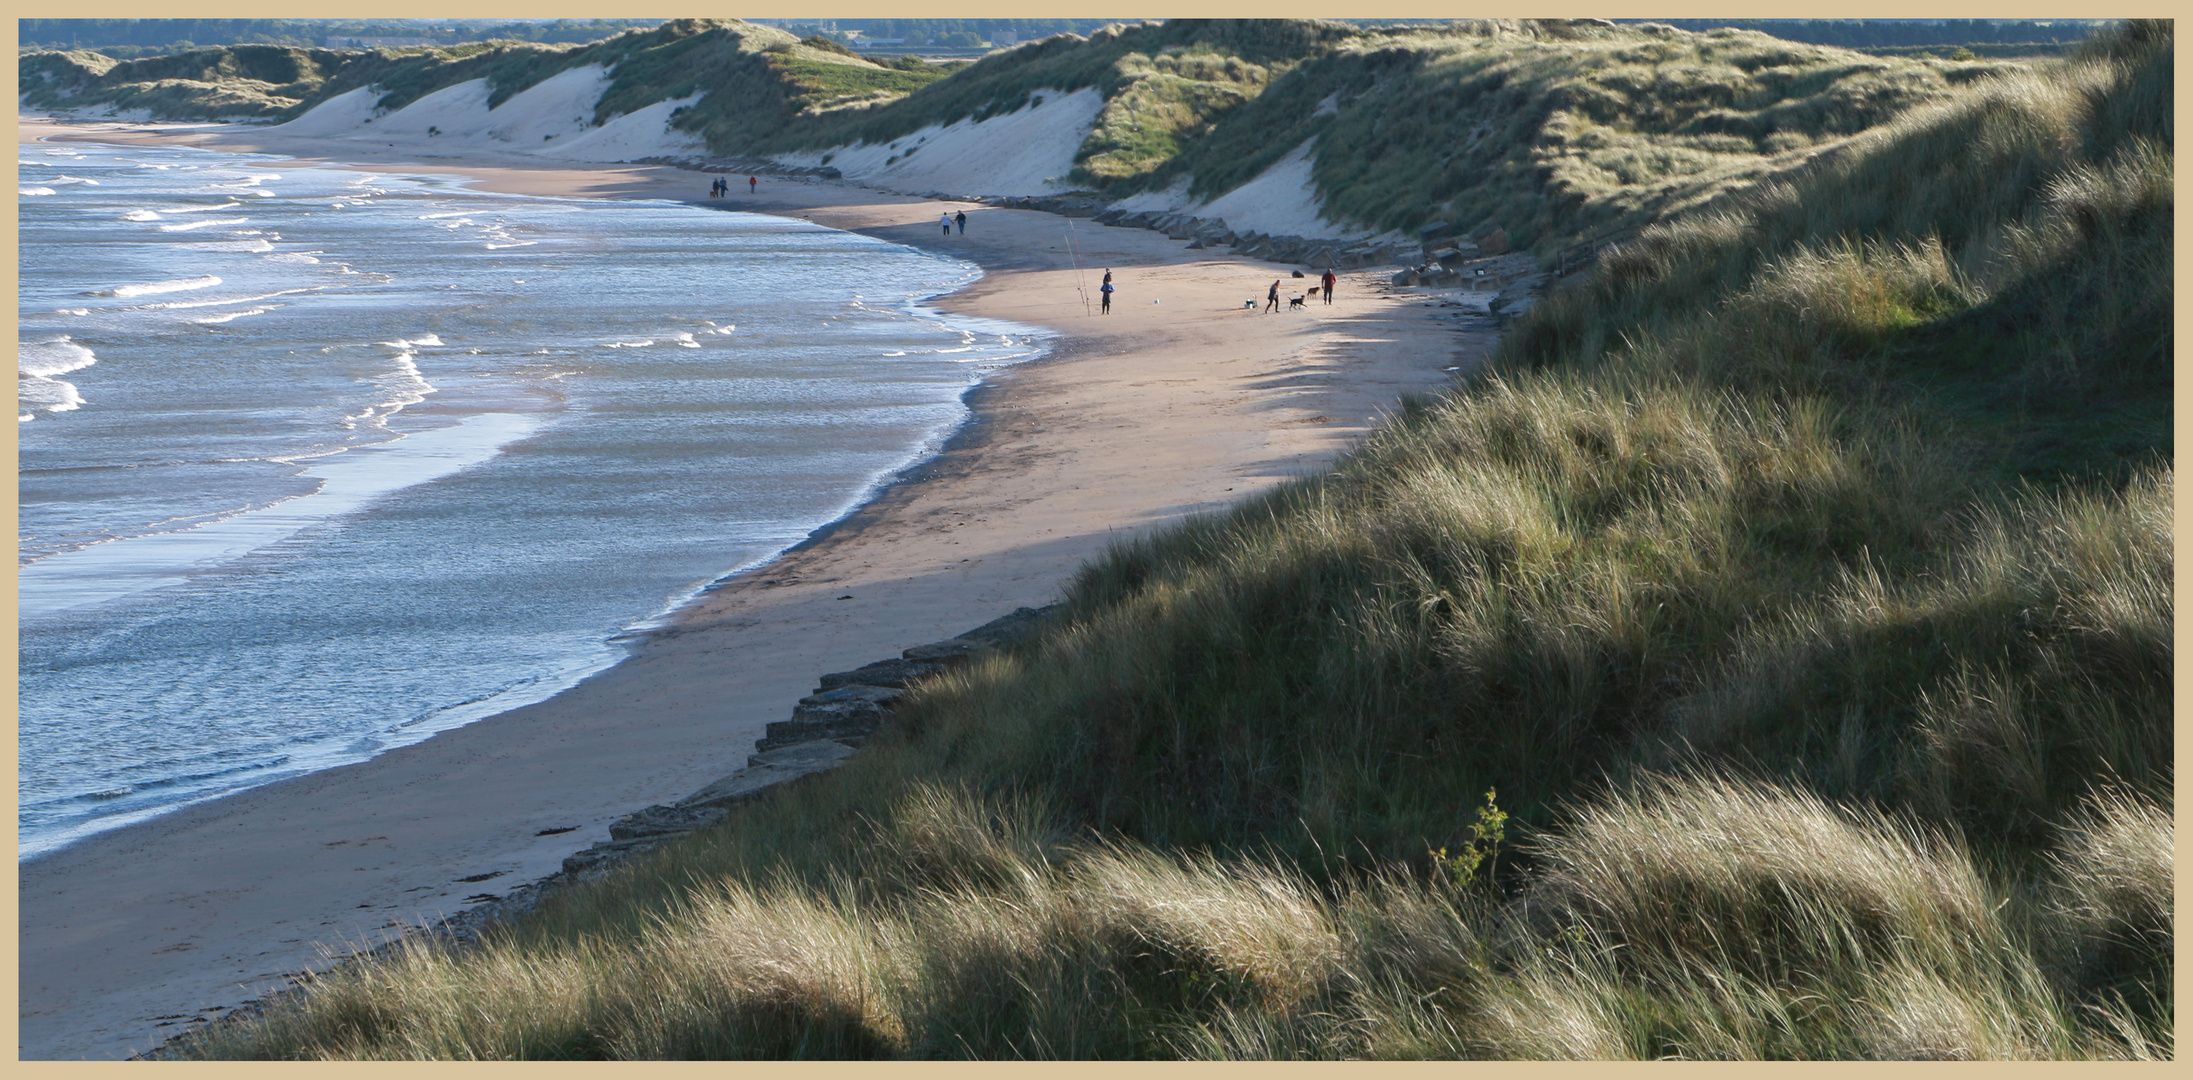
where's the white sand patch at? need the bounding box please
[534,94,706,162]
[779,87,1105,197]
[1190,137,1372,240]
[368,79,495,139]
[264,87,382,136]
[1110,175,1192,213]
[481,66,612,146]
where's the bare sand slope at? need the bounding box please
[17,118,1494,1060]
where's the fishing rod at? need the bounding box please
[1064,216,1092,317]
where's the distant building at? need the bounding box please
[324,36,437,49]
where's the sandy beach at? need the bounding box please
[17,115,1495,1060]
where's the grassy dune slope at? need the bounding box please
[175,22,2170,1061]
[25,19,2024,256]
[772,18,2021,251]
[17,20,960,137]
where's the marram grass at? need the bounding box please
[172,21,2169,1060]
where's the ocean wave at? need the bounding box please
[120,209,162,221]
[378,333,445,349]
[19,336,98,379]
[85,275,224,299]
[133,286,321,311]
[53,308,90,317]
[262,253,322,264]
[601,340,656,349]
[19,337,96,419]
[157,216,251,233]
[158,201,242,213]
[181,239,275,253]
[21,187,56,196]
[671,333,700,348]
[191,306,279,325]
[42,175,101,186]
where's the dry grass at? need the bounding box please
[183,778,2169,1059]
[173,22,2171,1060]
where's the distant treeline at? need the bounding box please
[1626,19,2105,48]
[18,19,661,57]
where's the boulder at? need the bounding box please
[561,837,661,876]
[748,739,859,771]
[676,737,856,808]
[905,604,1056,661]
[799,684,904,708]
[817,658,945,691]
[759,700,887,750]
[609,803,732,842]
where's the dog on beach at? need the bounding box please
[1288,294,1307,309]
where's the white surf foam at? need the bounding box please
[18,336,98,420]
[190,306,279,325]
[157,216,251,233]
[89,275,223,298]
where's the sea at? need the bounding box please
[16,137,1047,860]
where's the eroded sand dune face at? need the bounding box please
[262,74,1354,234]
[775,87,1107,196]
[777,88,1361,239]
[259,66,704,162]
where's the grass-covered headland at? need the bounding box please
[164,22,2171,1060]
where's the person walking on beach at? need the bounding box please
[1265,279,1281,313]
[942,212,953,236]
[748,176,758,194]
[1100,270,1114,314]
[954,210,967,234]
[1321,267,1337,304]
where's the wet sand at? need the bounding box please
[16,116,1496,1059]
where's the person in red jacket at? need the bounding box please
[1321,267,1337,304]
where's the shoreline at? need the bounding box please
[18,115,1500,1060]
